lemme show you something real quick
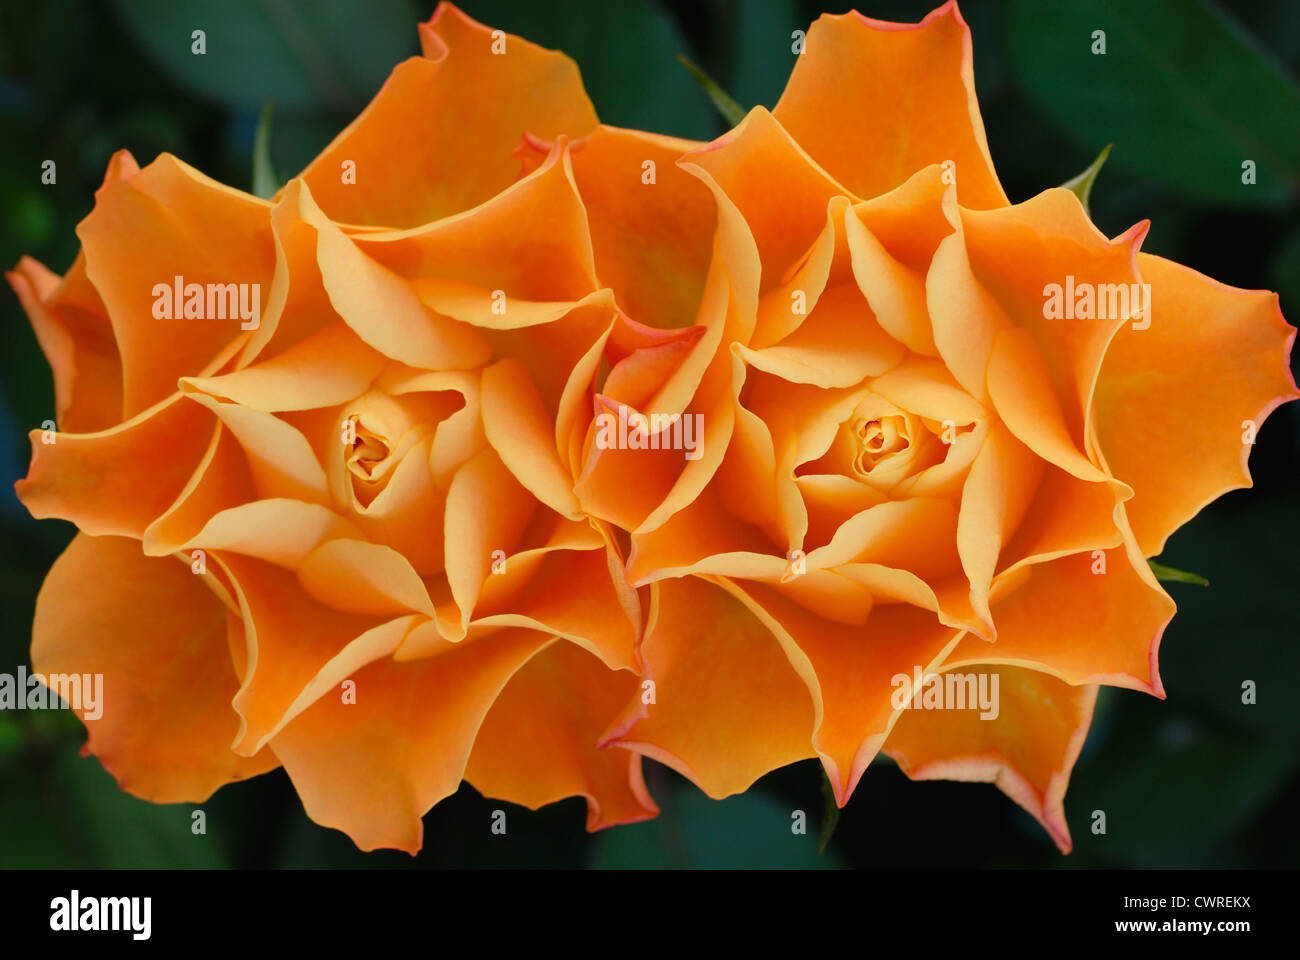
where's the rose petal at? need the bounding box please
[723,578,964,805]
[354,142,599,309]
[7,252,122,432]
[188,321,385,412]
[576,394,714,534]
[17,393,215,538]
[773,2,1006,209]
[278,180,492,372]
[956,423,1044,632]
[77,153,272,416]
[270,627,552,853]
[946,539,1174,694]
[32,534,277,801]
[956,189,1148,452]
[883,666,1098,854]
[682,107,849,285]
[987,326,1109,482]
[444,448,538,634]
[471,541,639,672]
[295,2,597,228]
[519,125,715,331]
[1094,252,1299,556]
[217,550,416,754]
[600,577,815,798]
[465,640,657,829]
[183,393,330,505]
[480,357,583,518]
[625,481,785,586]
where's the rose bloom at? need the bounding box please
[11,1,1297,856]
[530,2,1296,851]
[11,4,656,853]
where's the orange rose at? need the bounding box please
[10,0,1296,859]
[11,5,656,853]
[550,3,1297,851]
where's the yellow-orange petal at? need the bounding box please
[773,2,1006,209]
[986,325,1108,483]
[277,179,491,372]
[578,162,756,535]
[947,540,1174,694]
[171,499,361,569]
[344,436,448,577]
[625,481,784,586]
[713,394,793,548]
[31,534,277,802]
[738,282,907,387]
[996,461,1125,575]
[187,321,385,413]
[520,125,715,331]
[1094,252,1298,556]
[575,395,700,533]
[297,539,436,618]
[600,576,815,797]
[7,254,122,433]
[883,666,1098,853]
[217,551,412,754]
[957,189,1147,452]
[472,539,639,673]
[354,140,599,307]
[723,578,964,805]
[16,393,215,538]
[465,640,657,829]
[182,393,330,506]
[443,448,536,634]
[270,627,552,853]
[296,2,597,228]
[845,201,939,356]
[682,107,849,285]
[75,153,272,416]
[241,179,356,364]
[603,322,706,413]
[481,357,579,520]
[956,423,1043,631]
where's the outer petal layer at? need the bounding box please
[465,640,657,829]
[31,534,277,802]
[296,3,597,228]
[883,666,1097,853]
[601,576,815,798]
[1094,253,1298,556]
[268,629,551,853]
[774,2,1006,209]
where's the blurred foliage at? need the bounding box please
[0,0,1297,869]
[111,0,422,113]
[1005,0,1300,208]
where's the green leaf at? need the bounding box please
[678,54,747,128]
[1004,0,1300,207]
[726,0,801,111]
[53,751,229,868]
[1059,143,1112,215]
[251,99,280,199]
[0,714,227,867]
[1067,698,1296,867]
[1148,560,1209,586]
[110,0,419,112]
[1149,501,1300,745]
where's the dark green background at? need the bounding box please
[1,0,1296,868]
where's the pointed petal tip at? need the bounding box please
[841,0,963,33]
